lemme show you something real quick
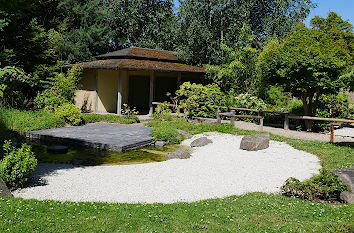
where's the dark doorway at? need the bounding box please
[155,77,178,102]
[128,76,150,114]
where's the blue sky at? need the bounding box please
[306,0,354,26]
[173,0,354,26]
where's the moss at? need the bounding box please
[31,144,182,166]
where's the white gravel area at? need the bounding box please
[13,133,321,204]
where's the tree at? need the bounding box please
[108,0,176,50]
[176,0,315,65]
[206,25,259,93]
[0,0,60,74]
[257,20,352,131]
[50,0,112,63]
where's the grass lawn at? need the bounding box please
[0,115,353,232]
[1,193,353,232]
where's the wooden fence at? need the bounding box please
[152,102,354,142]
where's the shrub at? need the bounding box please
[55,103,83,126]
[0,66,38,108]
[34,87,66,111]
[286,98,304,114]
[263,86,290,110]
[232,93,267,110]
[316,93,353,119]
[153,102,173,121]
[0,140,37,187]
[150,123,184,144]
[281,169,347,202]
[176,82,224,118]
[47,66,83,103]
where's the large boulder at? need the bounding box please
[190,137,212,147]
[240,133,270,151]
[166,149,191,160]
[330,168,354,203]
[0,178,13,197]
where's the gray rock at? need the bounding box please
[330,168,354,203]
[177,130,192,138]
[155,141,165,148]
[240,133,270,151]
[190,137,212,147]
[0,178,13,197]
[330,168,354,193]
[166,149,191,160]
[340,191,354,204]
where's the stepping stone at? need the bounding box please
[190,137,212,147]
[166,149,191,160]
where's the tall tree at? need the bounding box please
[51,0,112,63]
[108,0,176,50]
[176,0,315,65]
[0,0,59,73]
[206,25,259,93]
[257,18,352,130]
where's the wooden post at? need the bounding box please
[330,123,334,143]
[230,110,235,125]
[149,71,155,115]
[117,70,122,115]
[177,72,181,87]
[216,108,221,124]
[94,70,98,113]
[284,114,289,130]
[259,118,264,131]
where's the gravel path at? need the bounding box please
[13,133,321,203]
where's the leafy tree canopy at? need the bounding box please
[176,0,315,65]
[206,25,259,93]
[257,13,353,130]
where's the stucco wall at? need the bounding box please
[97,69,119,113]
[75,69,96,112]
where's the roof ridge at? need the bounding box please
[129,46,177,54]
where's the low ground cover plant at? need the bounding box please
[0,106,65,134]
[83,113,139,124]
[0,140,37,187]
[281,169,347,202]
[55,103,83,126]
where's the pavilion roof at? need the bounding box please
[69,47,205,73]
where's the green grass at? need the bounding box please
[83,113,139,124]
[1,115,353,232]
[0,107,139,136]
[0,107,65,134]
[1,193,353,232]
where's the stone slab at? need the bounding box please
[26,123,154,152]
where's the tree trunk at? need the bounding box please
[302,91,314,131]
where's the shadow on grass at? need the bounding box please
[334,142,354,148]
